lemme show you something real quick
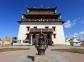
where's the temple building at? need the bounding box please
[15,7,65,45]
[3,37,10,46]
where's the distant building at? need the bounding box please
[3,37,11,46]
[81,40,84,46]
[70,35,81,46]
[0,39,3,46]
[17,7,65,45]
[65,37,71,45]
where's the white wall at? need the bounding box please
[18,22,65,45]
[52,23,65,44]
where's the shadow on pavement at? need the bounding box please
[27,55,35,61]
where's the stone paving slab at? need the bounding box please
[16,54,69,62]
[16,55,34,62]
[35,55,48,62]
[48,55,68,62]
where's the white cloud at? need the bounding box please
[63,18,81,28]
[80,31,84,35]
[80,20,84,24]
[79,31,84,40]
[74,33,78,36]
[63,20,72,28]
[73,18,84,25]
[67,31,84,41]
[70,33,79,38]
[71,18,81,26]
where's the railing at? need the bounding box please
[21,19,61,22]
[29,28,53,32]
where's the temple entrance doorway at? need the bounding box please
[30,33,52,45]
[29,28,53,45]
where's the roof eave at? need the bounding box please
[27,7,57,10]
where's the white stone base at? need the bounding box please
[13,43,31,46]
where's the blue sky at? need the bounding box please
[0,0,84,38]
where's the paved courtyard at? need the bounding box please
[0,46,84,62]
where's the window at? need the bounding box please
[45,26,49,29]
[23,41,29,43]
[27,26,30,31]
[52,27,56,31]
[33,34,36,39]
[13,41,17,43]
[34,26,37,29]
[25,34,30,43]
[47,34,50,38]
[53,34,56,38]
[26,34,29,39]
[13,37,17,43]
